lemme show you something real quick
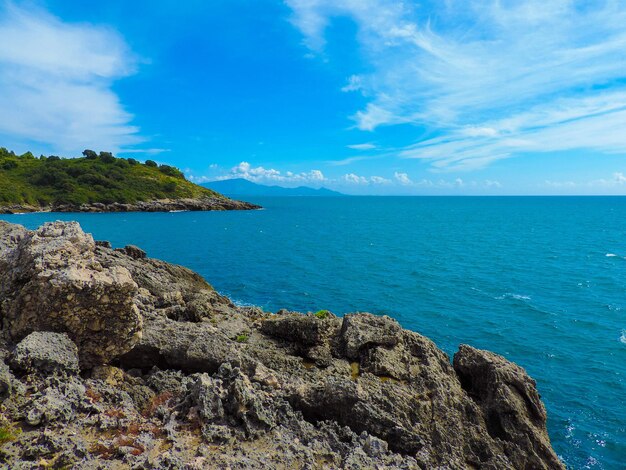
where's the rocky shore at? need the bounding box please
[0,197,260,214]
[0,220,564,469]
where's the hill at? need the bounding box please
[203,178,344,197]
[0,148,258,212]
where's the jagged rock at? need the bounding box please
[453,344,564,469]
[0,361,13,400]
[116,245,146,260]
[339,313,402,360]
[0,221,142,367]
[261,312,341,365]
[25,378,88,426]
[0,221,564,469]
[120,318,242,373]
[11,332,79,375]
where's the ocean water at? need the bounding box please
[2,196,625,468]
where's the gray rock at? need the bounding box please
[0,360,14,399]
[12,331,79,375]
[117,245,146,260]
[454,344,564,469]
[0,221,142,367]
[339,313,402,360]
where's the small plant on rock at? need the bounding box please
[314,309,330,320]
[0,423,20,445]
[235,333,249,343]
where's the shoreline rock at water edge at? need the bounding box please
[0,220,564,469]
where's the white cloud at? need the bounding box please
[286,0,626,170]
[613,172,626,184]
[342,173,369,184]
[223,161,327,185]
[544,172,626,190]
[484,180,502,188]
[340,173,392,185]
[347,143,376,150]
[394,172,412,185]
[342,74,363,92]
[187,175,212,184]
[0,3,141,154]
[370,176,391,184]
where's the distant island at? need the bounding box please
[0,148,258,213]
[202,178,344,198]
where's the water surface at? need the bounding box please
[3,196,625,468]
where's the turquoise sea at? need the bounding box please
[2,196,625,468]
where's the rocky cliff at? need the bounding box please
[0,220,564,469]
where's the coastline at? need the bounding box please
[0,219,564,468]
[0,197,261,214]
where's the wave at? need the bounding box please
[620,330,626,345]
[605,253,618,257]
[495,293,532,301]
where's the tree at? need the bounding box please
[159,164,184,179]
[127,158,139,165]
[144,160,158,167]
[82,149,98,160]
[99,152,116,164]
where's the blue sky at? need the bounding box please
[1,0,626,195]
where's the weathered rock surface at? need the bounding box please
[11,332,79,375]
[0,220,564,469]
[0,221,141,367]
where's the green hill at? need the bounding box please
[0,147,225,208]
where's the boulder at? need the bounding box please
[0,221,142,367]
[339,313,402,360]
[11,332,79,375]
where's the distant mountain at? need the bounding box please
[202,178,344,197]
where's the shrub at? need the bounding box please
[163,181,177,192]
[159,164,184,179]
[314,309,331,319]
[82,149,98,159]
[235,333,249,343]
[99,152,116,164]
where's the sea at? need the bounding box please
[2,196,625,468]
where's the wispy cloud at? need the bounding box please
[286,0,626,170]
[347,143,376,150]
[0,2,141,154]
[545,172,626,191]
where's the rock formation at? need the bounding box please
[0,220,564,469]
[0,197,260,214]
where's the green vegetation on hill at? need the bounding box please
[0,148,223,207]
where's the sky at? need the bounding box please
[1,0,626,195]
